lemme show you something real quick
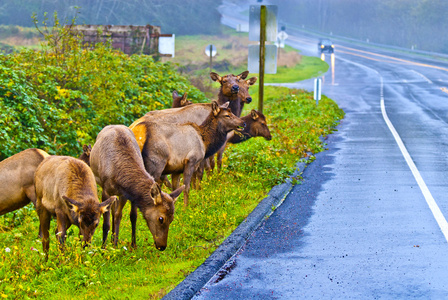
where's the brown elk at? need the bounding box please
[132,101,245,206]
[216,110,272,171]
[89,125,184,250]
[172,90,192,108]
[34,156,116,253]
[207,72,258,172]
[78,144,91,166]
[210,71,257,117]
[0,148,49,216]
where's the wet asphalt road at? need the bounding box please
[191,6,448,300]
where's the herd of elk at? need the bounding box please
[132,101,245,206]
[0,71,271,254]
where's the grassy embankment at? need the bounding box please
[0,26,342,299]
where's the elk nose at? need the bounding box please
[156,245,166,251]
[231,85,239,93]
[246,97,252,103]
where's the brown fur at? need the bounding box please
[89,125,184,250]
[0,148,49,216]
[216,110,272,171]
[138,101,245,206]
[172,90,192,108]
[34,155,115,253]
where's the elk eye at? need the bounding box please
[159,217,164,224]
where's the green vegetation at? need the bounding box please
[0,17,343,300]
[0,16,205,160]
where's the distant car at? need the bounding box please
[318,39,334,53]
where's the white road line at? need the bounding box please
[411,69,433,84]
[380,77,448,243]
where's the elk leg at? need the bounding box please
[209,156,215,172]
[217,143,227,172]
[182,160,198,206]
[55,210,68,251]
[171,174,181,190]
[130,203,138,248]
[101,190,111,246]
[113,197,127,247]
[37,205,51,254]
[24,185,42,238]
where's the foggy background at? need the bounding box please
[1,0,447,53]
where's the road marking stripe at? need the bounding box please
[380,77,448,243]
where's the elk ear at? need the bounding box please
[212,100,221,116]
[180,92,189,105]
[172,90,179,99]
[170,185,185,203]
[150,182,163,205]
[82,144,92,156]
[238,70,249,80]
[251,109,259,120]
[210,72,221,83]
[220,102,230,109]
[247,77,258,86]
[100,196,117,214]
[63,196,81,213]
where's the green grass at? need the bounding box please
[262,55,329,83]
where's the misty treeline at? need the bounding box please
[270,0,448,54]
[0,0,221,35]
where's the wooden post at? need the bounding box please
[258,5,266,114]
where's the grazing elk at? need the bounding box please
[89,125,184,250]
[171,90,192,108]
[78,144,91,166]
[132,101,245,206]
[0,148,49,216]
[216,110,272,171]
[34,156,116,253]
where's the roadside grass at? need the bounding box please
[0,85,344,299]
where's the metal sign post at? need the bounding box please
[205,44,217,73]
[258,5,266,114]
[314,78,322,106]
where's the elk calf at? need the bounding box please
[89,125,184,250]
[0,148,49,216]
[133,101,245,206]
[34,156,115,253]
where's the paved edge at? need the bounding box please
[162,160,309,300]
